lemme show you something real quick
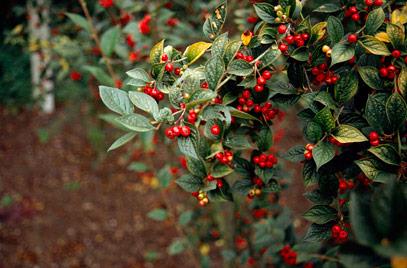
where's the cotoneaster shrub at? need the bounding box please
[99,0,407,266]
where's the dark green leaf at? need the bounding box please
[186,157,207,177]
[305,121,324,143]
[227,60,253,76]
[224,40,242,65]
[128,91,159,115]
[334,71,358,102]
[175,174,203,192]
[386,23,405,49]
[303,223,332,242]
[359,36,391,56]
[282,145,305,162]
[331,43,354,66]
[386,93,407,131]
[312,142,335,170]
[365,94,390,134]
[255,126,273,152]
[314,107,335,132]
[368,144,400,166]
[203,1,227,40]
[65,13,90,32]
[205,56,225,90]
[212,163,234,178]
[211,33,229,57]
[99,86,133,115]
[116,114,154,132]
[313,4,341,13]
[365,8,385,35]
[253,3,275,23]
[178,136,199,159]
[327,16,344,45]
[291,47,309,61]
[303,205,337,224]
[126,68,150,87]
[303,161,319,186]
[357,66,382,90]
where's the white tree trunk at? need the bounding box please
[27,0,54,113]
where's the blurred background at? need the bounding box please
[0,0,319,267]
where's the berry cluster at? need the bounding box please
[143,84,164,101]
[279,245,297,266]
[235,51,254,62]
[138,14,151,35]
[215,150,233,165]
[253,102,279,121]
[303,143,314,160]
[206,175,224,188]
[379,64,399,80]
[192,191,209,206]
[369,131,380,146]
[237,89,254,112]
[254,70,272,92]
[165,125,191,139]
[310,63,338,85]
[247,177,263,199]
[252,153,278,169]
[187,109,198,124]
[364,0,383,7]
[338,178,355,194]
[344,6,360,22]
[278,31,309,53]
[331,224,349,243]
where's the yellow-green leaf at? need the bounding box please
[183,42,212,65]
[150,40,165,65]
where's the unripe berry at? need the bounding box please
[277,24,287,34]
[165,63,174,72]
[322,45,330,53]
[347,34,358,43]
[211,124,221,135]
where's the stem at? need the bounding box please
[77,0,118,81]
[216,75,232,92]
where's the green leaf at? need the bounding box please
[232,179,253,194]
[100,27,120,57]
[126,68,150,87]
[99,86,133,115]
[365,94,390,134]
[290,47,309,61]
[178,211,193,226]
[212,163,234,178]
[314,107,335,132]
[357,66,382,90]
[355,157,396,183]
[224,134,252,150]
[183,41,212,65]
[128,162,148,172]
[332,124,368,143]
[386,23,405,49]
[147,208,168,221]
[365,8,385,35]
[227,60,253,76]
[178,136,199,159]
[128,91,159,115]
[334,71,358,102]
[108,132,137,151]
[368,144,400,166]
[386,93,407,131]
[83,66,113,86]
[312,142,335,170]
[65,13,90,32]
[253,3,275,23]
[186,157,206,177]
[327,16,344,45]
[224,40,242,65]
[115,114,154,132]
[313,3,341,13]
[303,205,337,224]
[330,43,354,66]
[303,223,332,242]
[255,126,273,152]
[187,90,217,109]
[358,36,391,56]
[305,121,324,142]
[150,40,164,65]
[205,56,225,90]
[229,107,260,121]
[283,145,305,162]
[203,1,227,40]
[397,67,407,98]
[303,161,319,186]
[211,33,229,57]
[175,174,203,192]
[168,238,185,255]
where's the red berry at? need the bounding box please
[374,0,383,6]
[235,52,244,59]
[278,43,289,53]
[284,35,294,44]
[172,126,181,136]
[211,124,221,135]
[161,53,168,62]
[70,71,81,81]
[277,24,287,34]
[254,84,264,92]
[339,179,348,192]
[165,63,174,72]
[349,56,356,64]
[304,150,313,160]
[301,33,309,41]
[405,56,407,64]
[370,139,380,146]
[318,63,328,70]
[245,55,254,62]
[262,70,272,80]
[392,50,401,58]
[217,179,224,188]
[365,0,374,6]
[305,144,314,151]
[379,67,388,77]
[165,127,175,139]
[257,76,266,85]
[331,225,341,237]
[351,13,360,22]
[369,131,379,141]
[387,65,397,73]
[174,68,181,76]
[339,230,348,240]
[201,81,209,89]
[247,16,258,24]
[311,67,320,76]
[180,126,191,137]
[207,174,215,181]
[349,6,358,13]
[242,90,251,99]
[99,0,114,8]
[347,34,358,43]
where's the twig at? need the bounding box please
[77,0,118,81]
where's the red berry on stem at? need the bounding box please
[262,70,272,80]
[180,126,191,137]
[351,13,360,22]
[165,63,174,72]
[365,0,374,6]
[277,24,287,34]
[379,67,388,77]
[278,43,288,53]
[374,0,383,6]
[161,53,168,62]
[254,84,264,92]
[172,126,181,136]
[349,6,358,13]
[257,76,266,85]
[392,50,401,58]
[369,131,379,141]
[301,33,309,41]
[370,139,380,146]
[174,68,181,76]
[347,34,358,43]
[211,124,221,135]
[245,55,254,62]
[284,35,294,44]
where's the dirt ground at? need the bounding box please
[0,105,309,268]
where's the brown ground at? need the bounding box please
[0,105,309,268]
